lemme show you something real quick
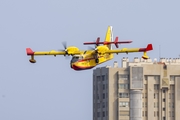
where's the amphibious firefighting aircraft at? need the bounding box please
[26,26,153,70]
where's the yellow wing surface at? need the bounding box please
[105,44,153,59]
[26,46,85,63]
[26,47,83,56]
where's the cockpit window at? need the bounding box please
[71,56,83,63]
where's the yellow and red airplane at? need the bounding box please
[26,26,153,71]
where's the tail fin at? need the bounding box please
[105,26,113,50]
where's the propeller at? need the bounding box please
[58,41,70,59]
[58,41,68,51]
[87,44,98,56]
[62,41,67,50]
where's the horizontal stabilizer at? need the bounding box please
[84,37,132,48]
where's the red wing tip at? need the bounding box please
[146,44,153,51]
[26,48,34,55]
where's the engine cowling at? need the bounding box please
[66,46,80,55]
[96,46,109,54]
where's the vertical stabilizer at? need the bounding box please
[105,26,113,50]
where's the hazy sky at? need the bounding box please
[0,0,180,120]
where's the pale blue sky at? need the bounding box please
[0,0,180,120]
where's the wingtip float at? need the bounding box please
[26,26,153,71]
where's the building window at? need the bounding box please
[154,85,159,90]
[97,94,99,99]
[163,64,167,69]
[97,103,100,108]
[154,75,160,81]
[102,102,105,108]
[119,102,129,107]
[103,93,105,99]
[96,86,98,91]
[163,117,166,120]
[163,90,166,93]
[172,93,174,99]
[96,76,100,81]
[170,76,175,81]
[142,111,144,117]
[172,111,174,117]
[172,102,174,108]
[163,98,166,102]
[170,85,175,90]
[102,75,105,81]
[163,108,165,111]
[154,102,159,108]
[119,74,129,80]
[157,111,159,117]
[154,93,159,99]
[119,84,129,89]
[119,93,129,98]
[154,111,156,117]
[169,93,171,99]
[170,102,174,108]
[145,111,147,116]
[97,112,100,117]
[103,111,105,117]
[103,84,105,90]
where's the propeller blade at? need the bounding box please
[62,41,67,49]
[88,46,95,50]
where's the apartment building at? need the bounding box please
[93,57,180,120]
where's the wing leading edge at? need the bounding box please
[26,48,66,55]
[26,48,82,56]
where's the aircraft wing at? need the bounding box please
[26,47,85,63]
[105,44,153,54]
[26,48,82,56]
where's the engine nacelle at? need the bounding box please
[66,46,80,54]
[96,46,109,54]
